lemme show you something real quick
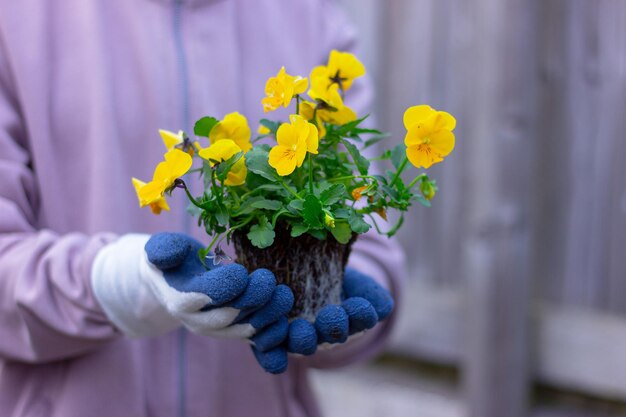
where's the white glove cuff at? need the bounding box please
[91,234,180,337]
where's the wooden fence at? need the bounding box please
[338,0,626,416]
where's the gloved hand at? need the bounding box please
[91,233,294,373]
[252,267,394,364]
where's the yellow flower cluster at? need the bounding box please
[264,51,365,175]
[133,112,253,213]
[261,50,364,140]
[133,49,457,219]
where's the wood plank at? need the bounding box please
[389,283,626,401]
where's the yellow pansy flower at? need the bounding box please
[209,112,252,152]
[268,115,319,176]
[403,105,456,169]
[137,149,193,206]
[198,139,247,186]
[262,67,308,113]
[132,178,170,214]
[311,50,365,92]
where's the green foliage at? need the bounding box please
[185,113,438,251]
[247,216,275,248]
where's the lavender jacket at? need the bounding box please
[0,1,406,416]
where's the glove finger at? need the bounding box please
[168,264,249,305]
[244,285,294,330]
[177,306,243,334]
[314,305,349,344]
[251,316,289,352]
[343,268,394,320]
[342,297,378,335]
[252,345,288,374]
[145,233,201,270]
[287,318,317,356]
[227,268,276,310]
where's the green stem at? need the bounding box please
[308,153,314,194]
[311,107,319,128]
[279,179,302,200]
[389,156,409,187]
[295,95,300,114]
[206,233,221,253]
[329,175,377,182]
[407,174,427,189]
[181,183,203,208]
[366,213,384,235]
[210,170,223,203]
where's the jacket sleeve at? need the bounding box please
[0,34,120,364]
[302,1,408,369]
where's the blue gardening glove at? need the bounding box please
[144,233,294,340]
[91,233,293,374]
[284,267,394,356]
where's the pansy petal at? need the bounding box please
[295,137,308,167]
[164,149,193,178]
[276,123,297,147]
[433,111,456,131]
[429,130,456,157]
[403,105,435,130]
[269,146,297,176]
[293,77,308,95]
[199,139,242,165]
[306,123,319,154]
[406,146,435,169]
[159,129,182,150]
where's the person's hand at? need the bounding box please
[254,267,394,359]
[144,233,293,340]
[91,233,294,373]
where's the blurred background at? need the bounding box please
[311,1,626,417]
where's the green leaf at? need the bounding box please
[330,222,353,244]
[308,228,327,240]
[215,152,243,183]
[342,140,370,175]
[245,147,278,182]
[215,203,229,225]
[320,184,347,206]
[391,143,406,170]
[336,116,367,135]
[349,212,371,234]
[247,217,275,249]
[289,199,304,211]
[194,116,218,137]
[233,196,266,215]
[414,193,432,207]
[290,223,309,238]
[364,136,387,149]
[251,199,283,210]
[302,195,323,229]
[333,208,351,219]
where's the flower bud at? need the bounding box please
[420,180,437,201]
[324,213,336,228]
